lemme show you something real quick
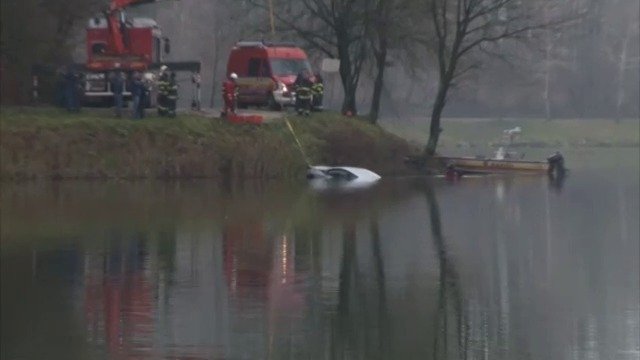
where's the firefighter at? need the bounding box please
[167,71,178,117]
[131,72,146,119]
[109,70,125,117]
[311,72,324,110]
[55,66,67,107]
[222,73,238,118]
[157,65,170,116]
[63,67,80,112]
[74,72,85,111]
[294,70,312,116]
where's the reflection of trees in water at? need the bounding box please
[1,247,90,359]
[424,184,469,360]
[370,215,390,359]
[316,183,471,359]
[328,216,390,360]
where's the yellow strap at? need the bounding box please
[284,117,311,168]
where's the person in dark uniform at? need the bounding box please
[109,70,125,117]
[73,72,84,111]
[64,67,79,112]
[294,70,313,116]
[131,72,146,119]
[55,66,67,107]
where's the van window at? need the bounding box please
[270,59,312,76]
[261,61,271,77]
[153,37,161,62]
[248,58,262,77]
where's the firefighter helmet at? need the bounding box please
[230,73,238,80]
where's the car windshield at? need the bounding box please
[270,59,312,76]
[326,168,357,181]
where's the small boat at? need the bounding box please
[406,148,566,177]
[407,127,567,177]
[435,149,565,176]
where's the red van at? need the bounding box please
[226,41,315,110]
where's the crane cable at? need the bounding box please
[284,116,312,168]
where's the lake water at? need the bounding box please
[1,149,639,360]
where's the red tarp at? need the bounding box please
[227,113,264,125]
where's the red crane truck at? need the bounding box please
[81,0,200,107]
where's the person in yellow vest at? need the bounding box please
[167,72,178,117]
[311,72,324,111]
[294,70,313,116]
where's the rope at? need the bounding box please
[284,116,312,168]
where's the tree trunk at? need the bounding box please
[339,61,358,115]
[341,84,358,115]
[615,20,633,122]
[209,35,221,107]
[543,41,552,121]
[369,49,387,124]
[542,6,553,121]
[210,49,219,108]
[368,0,389,124]
[424,82,449,156]
[337,27,359,115]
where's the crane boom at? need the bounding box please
[104,0,159,55]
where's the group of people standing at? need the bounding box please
[109,66,178,119]
[108,70,149,119]
[57,67,83,112]
[56,65,179,118]
[293,69,323,116]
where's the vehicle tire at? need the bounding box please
[267,93,282,111]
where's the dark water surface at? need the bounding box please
[2,150,639,359]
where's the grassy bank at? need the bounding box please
[0,107,411,180]
[384,117,640,151]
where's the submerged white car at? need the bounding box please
[306,166,381,191]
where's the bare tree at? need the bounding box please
[604,1,640,122]
[367,0,428,123]
[535,1,576,121]
[368,0,391,123]
[422,0,569,156]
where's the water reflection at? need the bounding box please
[423,183,466,359]
[1,165,638,359]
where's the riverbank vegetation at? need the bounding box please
[0,107,411,180]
